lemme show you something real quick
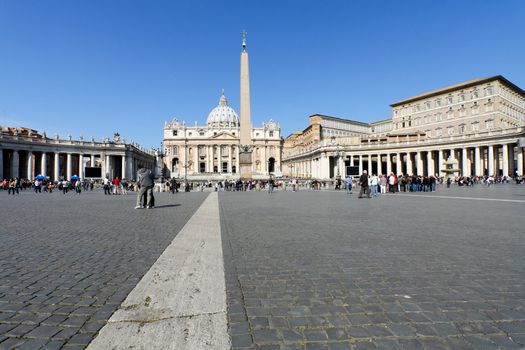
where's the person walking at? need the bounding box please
[268,177,275,194]
[358,170,370,198]
[380,175,387,194]
[103,176,111,195]
[370,174,379,197]
[345,176,353,194]
[135,167,154,209]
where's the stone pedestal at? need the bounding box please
[239,151,253,179]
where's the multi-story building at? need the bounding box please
[0,127,155,181]
[283,75,525,179]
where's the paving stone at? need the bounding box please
[15,338,49,350]
[25,325,62,338]
[0,337,27,349]
[5,324,37,337]
[41,339,66,350]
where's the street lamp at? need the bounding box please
[158,141,165,180]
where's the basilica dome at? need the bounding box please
[206,91,239,128]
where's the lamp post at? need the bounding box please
[158,141,165,181]
[182,159,192,192]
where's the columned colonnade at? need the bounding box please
[0,133,155,181]
[287,141,525,179]
[170,143,281,177]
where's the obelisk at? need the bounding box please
[239,30,253,179]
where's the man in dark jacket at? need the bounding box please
[135,167,154,209]
[358,170,371,199]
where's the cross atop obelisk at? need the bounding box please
[242,30,247,52]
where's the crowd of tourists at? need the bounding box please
[2,170,523,198]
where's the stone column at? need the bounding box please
[205,146,210,172]
[461,148,468,176]
[12,150,19,178]
[41,152,47,177]
[386,154,391,175]
[427,151,434,177]
[474,147,481,176]
[78,154,84,178]
[517,146,524,176]
[358,155,363,174]
[349,155,354,166]
[502,144,509,177]
[367,154,372,174]
[91,154,95,167]
[67,153,72,180]
[233,146,238,174]
[121,154,126,179]
[438,150,444,176]
[194,147,199,174]
[217,145,222,173]
[0,150,3,180]
[406,152,413,175]
[228,146,233,173]
[262,146,267,175]
[320,153,329,178]
[54,152,60,180]
[376,154,382,175]
[416,151,423,176]
[27,151,33,179]
[396,153,401,175]
[488,145,494,176]
[450,148,455,160]
[106,154,111,178]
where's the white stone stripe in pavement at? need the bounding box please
[394,193,525,203]
[87,192,230,350]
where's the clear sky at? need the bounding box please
[1,0,524,149]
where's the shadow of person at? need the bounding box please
[152,204,181,208]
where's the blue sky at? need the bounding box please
[1,0,524,148]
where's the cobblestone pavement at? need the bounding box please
[220,185,525,350]
[0,190,208,349]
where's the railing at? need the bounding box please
[0,132,155,156]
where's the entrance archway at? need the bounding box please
[268,157,275,173]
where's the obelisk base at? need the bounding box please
[239,151,253,180]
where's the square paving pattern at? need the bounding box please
[219,186,525,350]
[1,185,525,349]
[0,191,208,349]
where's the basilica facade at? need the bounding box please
[162,92,281,181]
[162,34,283,181]
[283,75,525,179]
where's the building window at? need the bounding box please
[485,101,494,112]
[425,101,431,110]
[436,99,442,107]
[172,130,177,136]
[485,119,494,129]
[269,131,274,137]
[459,106,466,117]
[472,122,479,132]
[472,89,479,99]
[485,86,493,96]
[256,132,260,136]
[447,95,453,104]
[199,131,204,136]
[459,94,466,102]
